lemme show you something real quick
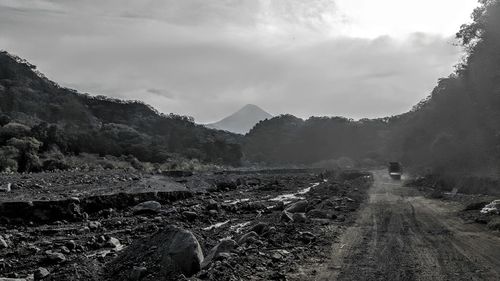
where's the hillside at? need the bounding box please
[206,104,272,134]
[0,51,243,172]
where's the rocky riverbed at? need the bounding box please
[0,168,373,281]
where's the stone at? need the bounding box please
[132,201,162,215]
[66,240,76,250]
[206,199,219,210]
[249,222,269,235]
[129,266,147,281]
[0,183,11,192]
[44,250,66,264]
[237,231,259,245]
[280,211,293,222]
[106,237,121,249]
[300,231,316,243]
[107,225,203,280]
[201,239,237,269]
[34,267,50,280]
[307,209,329,219]
[285,200,308,213]
[88,221,101,230]
[0,236,8,248]
[182,211,197,221]
[59,246,70,254]
[292,213,307,223]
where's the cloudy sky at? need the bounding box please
[0,0,479,122]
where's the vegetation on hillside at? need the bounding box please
[244,0,500,180]
[0,52,242,172]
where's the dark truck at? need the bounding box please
[388,162,403,180]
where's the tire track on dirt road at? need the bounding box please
[316,170,500,281]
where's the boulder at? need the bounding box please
[201,239,237,269]
[132,201,161,215]
[34,267,50,280]
[292,213,307,223]
[106,225,203,280]
[285,200,308,213]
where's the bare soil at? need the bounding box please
[0,168,372,280]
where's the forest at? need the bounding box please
[244,0,500,181]
[0,52,242,172]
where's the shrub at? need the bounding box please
[0,145,19,172]
[6,137,42,172]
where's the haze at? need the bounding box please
[0,0,478,122]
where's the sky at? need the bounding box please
[0,0,479,123]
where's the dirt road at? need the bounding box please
[318,170,500,281]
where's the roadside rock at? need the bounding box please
[285,200,308,213]
[106,225,203,280]
[132,201,161,215]
[201,239,237,269]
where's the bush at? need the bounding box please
[42,159,70,171]
[0,145,19,172]
[6,137,42,172]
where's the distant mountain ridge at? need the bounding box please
[206,104,273,134]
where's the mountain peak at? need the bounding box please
[206,104,273,134]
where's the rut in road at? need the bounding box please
[318,170,500,281]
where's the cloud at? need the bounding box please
[0,0,468,122]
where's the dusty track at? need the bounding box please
[318,170,500,281]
